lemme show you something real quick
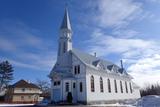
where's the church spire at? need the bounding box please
[58,7,73,57]
[60,7,72,31]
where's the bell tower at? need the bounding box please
[55,7,73,70]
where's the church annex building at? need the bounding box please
[49,8,140,104]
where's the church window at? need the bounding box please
[54,82,56,86]
[114,79,117,93]
[74,65,80,74]
[91,76,95,92]
[63,42,66,53]
[108,79,111,93]
[77,65,80,74]
[65,82,69,92]
[80,82,83,92]
[57,81,60,85]
[22,88,25,92]
[125,81,128,93]
[74,66,77,74]
[120,81,123,93]
[73,83,76,88]
[54,81,61,86]
[129,82,132,93]
[100,77,104,92]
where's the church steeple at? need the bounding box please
[58,7,72,57]
[60,7,72,31]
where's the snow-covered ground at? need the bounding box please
[91,95,160,107]
[91,103,135,107]
[0,95,160,107]
[136,95,160,107]
[0,104,34,106]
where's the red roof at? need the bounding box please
[11,79,40,89]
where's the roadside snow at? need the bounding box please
[1,95,160,107]
[91,95,160,107]
[137,95,160,107]
[91,102,135,107]
[0,104,34,106]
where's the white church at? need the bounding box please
[49,8,140,104]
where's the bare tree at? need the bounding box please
[141,83,160,96]
[35,79,51,99]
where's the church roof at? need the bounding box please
[72,48,130,77]
[60,7,72,31]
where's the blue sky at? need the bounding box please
[0,0,160,87]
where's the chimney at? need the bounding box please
[120,60,123,70]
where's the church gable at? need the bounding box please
[72,52,86,75]
[92,60,106,71]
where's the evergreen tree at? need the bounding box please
[0,60,13,92]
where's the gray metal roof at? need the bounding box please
[72,48,129,76]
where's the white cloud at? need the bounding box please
[1,55,56,71]
[94,0,142,27]
[146,0,160,3]
[0,38,17,51]
[88,29,156,56]
[87,29,160,87]
[0,20,56,71]
[112,29,140,38]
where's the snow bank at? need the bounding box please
[0,104,34,107]
[91,95,160,107]
[137,95,160,107]
[91,103,134,107]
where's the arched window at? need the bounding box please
[108,79,111,93]
[120,81,123,93]
[100,77,103,92]
[129,82,132,93]
[125,81,128,93]
[91,76,95,92]
[114,79,117,93]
